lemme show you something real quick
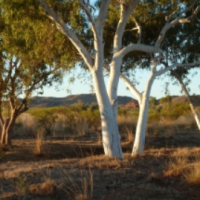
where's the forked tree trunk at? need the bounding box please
[1,119,10,145]
[1,111,17,146]
[1,118,14,145]
[132,72,155,156]
[92,70,123,158]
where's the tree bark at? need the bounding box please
[1,119,9,145]
[92,70,123,158]
[1,110,17,146]
[132,71,155,156]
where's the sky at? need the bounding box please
[37,67,200,100]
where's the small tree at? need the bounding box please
[0,0,75,145]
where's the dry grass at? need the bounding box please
[164,155,188,177]
[12,177,30,196]
[75,119,89,136]
[29,180,56,196]
[1,110,200,199]
[35,128,45,156]
[164,148,200,187]
[184,162,200,185]
[124,126,134,143]
[1,142,200,200]
[117,115,137,142]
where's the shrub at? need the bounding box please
[118,108,128,116]
[148,111,160,122]
[29,108,58,136]
[160,103,190,120]
[184,162,200,186]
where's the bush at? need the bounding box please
[160,103,190,120]
[28,102,101,136]
[28,108,58,136]
[148,111,160,122]
[118,108,128,116]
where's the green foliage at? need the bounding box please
[0,0,82,145]
[29,108,58,136]
[130,108,139,118]
[0,0,78,105]
[29,102,101,135]
[160,103,190,120]
[147,101,191,122]
[148,111,160,122]
[13,177,29,196]
[118,108,128,116]
[160,95,172,104]
[149,97,159,109]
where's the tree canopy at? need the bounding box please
[0,0,82,145]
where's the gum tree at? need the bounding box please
[101,0,200,155]
[36,0,162,158]
[119,1,200,155]
[0,0,76,145]
[35,0,200,157]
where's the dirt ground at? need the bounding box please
[1,131,200,200]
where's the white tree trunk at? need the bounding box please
[107,57,122,118]
[132,71,155,156]
[175,74,200,131]
[189,103,200,131]
[36,0,200,158]
[92,70,123,158]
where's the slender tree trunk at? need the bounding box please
[92,70,123,158]
[1,119,10,145]
[1,111,17,146]
[107,58,122,118]
[132,72,155,156]
[174,73,200,130]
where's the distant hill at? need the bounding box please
[172,95,200,106]
[28,94,200,108]
[29,94,134,108]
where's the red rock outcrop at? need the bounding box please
[124,100,139,109]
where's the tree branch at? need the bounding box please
[37,0,94,70]
[155,3,200,48]
[79,0,96,33]
[116,43,160,59]
[104,64,142,104]
[95,0,112,30]
[113,0,140,52]
[156,61,200,76]
[133,18,142,44]
[0,98,4,125]
[119,73,142,104]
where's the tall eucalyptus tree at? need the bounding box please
[103,0,200,155]
[34,0,200,157]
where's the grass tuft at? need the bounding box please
[34,128,45,156]
[184,162,200,186]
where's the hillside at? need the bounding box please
[29,94,200,108]
[172,95,200,106]
[29,94,134,108]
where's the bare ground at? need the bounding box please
[1,131,200,200]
